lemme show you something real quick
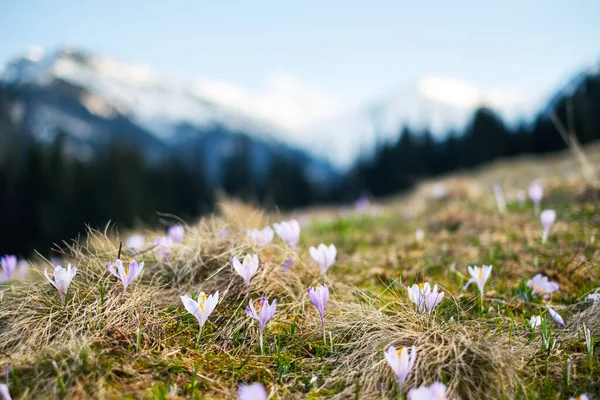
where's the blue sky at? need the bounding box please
[1,0,599,136]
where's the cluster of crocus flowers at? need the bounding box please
[546,305,565,327]
[246,297,277,354]
[465,265,492,294]
[384,345,417,391]
[407,382,448,400]
[407,282,444,315]
[309,244,336,275]
[44,264,77,304]
[168,225,185,243]
[273,219,301,250]
[528,274,559,299]
[540,210,556,245]
[528,179,543,212]
[238,383,267,400]
[247,226,274,247]
[0,255,27,283]
[106,259,144,294]
[233,254,259,290]
[181,291,219,344]
[308,284,329,343]
[126,235,145,252]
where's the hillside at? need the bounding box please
[0,146,599,399]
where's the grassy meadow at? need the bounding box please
[1,146,600,399]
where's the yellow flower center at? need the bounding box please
[418,283,424,290]
[396,348,403,358]
[245,255,252,264]
[198,293,208,312]
[478,268,483,280]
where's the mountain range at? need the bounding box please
[0,46,595,177]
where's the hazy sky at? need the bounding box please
[1,1,599,134]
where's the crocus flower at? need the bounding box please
[154,236,173,259]
[0,255,17,282]
[540,209,556,244]
[44,264,77,304]
[355,196,370,210]
[106,259,144,294]
[493,184,506,213]
[126,235,145,252]
[246,297,277,354]
[465,265,492,294]
[529,315,542,329]
[384,345,417,390]
[181,291,219,341]
[168,225,185,243]
[430,183,447,199]
[569,394,591,400]
[0,383,11,400]
[528,274,559,299]
[546,305,565,327]
[587,293,600,302]
[282,257,293,271]
[407,283,444,315]
[232,254,259,289]
[238,383,267,400]
[415,229,425,242]
[273,219,301,249]
[528,180,543,211]
[408,382,448,400]
[247,227,274,247]
[309,244,336,275]
[308,284,329,343]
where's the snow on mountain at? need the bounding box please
[1,47,282,143]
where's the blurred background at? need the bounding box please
[1,1,599,255]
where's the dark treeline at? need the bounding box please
[354,72,600,197]
[1,71,599,256]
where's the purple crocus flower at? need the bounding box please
[168,225,185,243]
[546,305,565,327]
[308,284,329,344]
[154,236,173,259]
[282,257,293,271]
[0,255,18,283]
[106,259,144,294]
[246,297,277,354]
[238,382,267,400]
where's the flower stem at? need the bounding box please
[196,324,204,349]
[260,332,264,355]
[542,230,548,245]
[478,291,483,314]
[322,320,326,346]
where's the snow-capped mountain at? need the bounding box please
[0,47,341,186]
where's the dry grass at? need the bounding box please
[1,147,600,399]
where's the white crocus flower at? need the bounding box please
[465,265,492,294]
[569,394,591,400]
[540,210,556,245]
[528,180,543,212]
[168,225,185,243]
[126,235,145,252]
[44,264,77,304]
[247,226,274,248]
[309,244,337,275]
[407,282,444,315]
[232,254,259,289]
[106,259,144,294]
[181,291,219,341]
[384,345,417,390]
[586,293,600,302]
[238,383,267,400]
[529,315,542,329]
[527,274,559,299]
[273,219,301,249]
[0,383,11,400]
[408,381,449,400]
[415,229,425,242]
